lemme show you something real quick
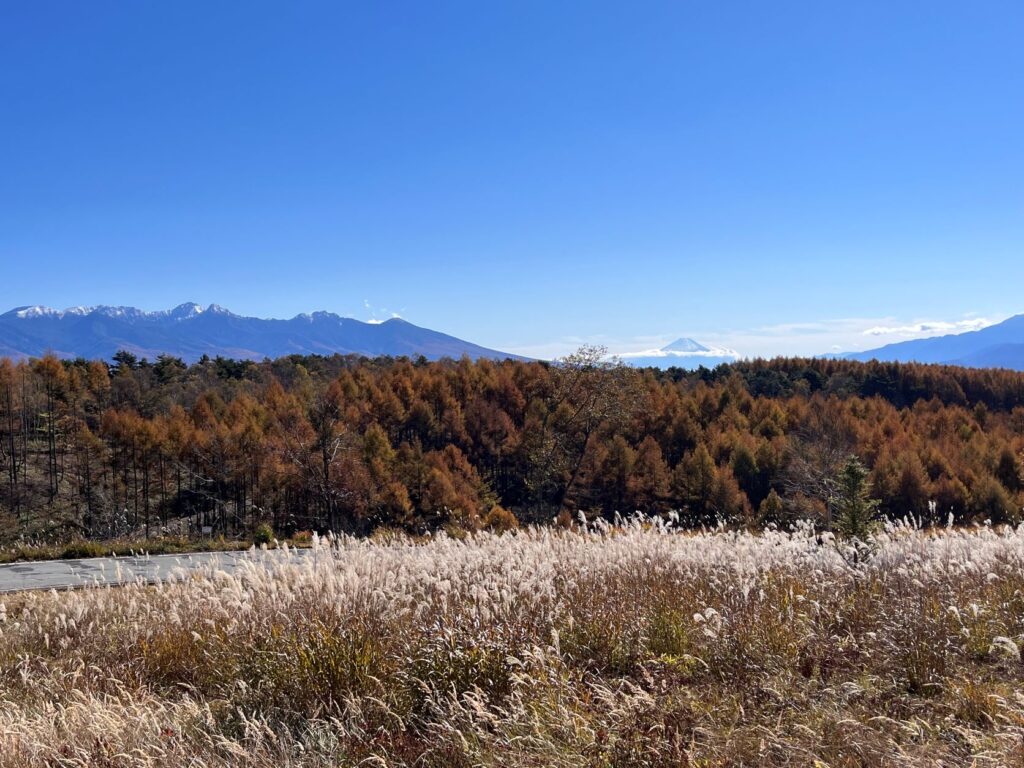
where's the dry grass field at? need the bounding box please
[2,521,1024,766]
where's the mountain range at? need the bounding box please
[620,338,741,370]
[0,303,522,363]
[846,314,1024,370]
[6,303,1024,371]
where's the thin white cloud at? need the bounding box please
[862,318,993,337]
[509,312,1010,361]
[619,347,739,360]
[688,313,1008,358]
[363,299,405,324]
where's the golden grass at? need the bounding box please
[2,522,1024,766]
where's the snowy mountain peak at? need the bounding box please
[9,306,60,319]
[168,302,205,319]
[618,336,741,370]
[93,306,148,319]
[661,337,711,353]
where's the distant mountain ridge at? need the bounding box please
[846,314,1024,370]
[0,303,523,363]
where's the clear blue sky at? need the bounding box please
[2,2,1022,358]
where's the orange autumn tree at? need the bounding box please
[2,350,1024,540]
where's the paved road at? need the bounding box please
[0,550,264,593]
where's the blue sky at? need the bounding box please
[2,2,1022,358]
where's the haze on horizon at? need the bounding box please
[2,2,1022,360]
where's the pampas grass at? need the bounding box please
[2,520,1024,766]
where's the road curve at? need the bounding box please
[0,549,290,593]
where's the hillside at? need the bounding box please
[848,314,1024,370]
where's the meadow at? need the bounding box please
[1,521,1023,767]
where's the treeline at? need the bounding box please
[1,348,1023,541]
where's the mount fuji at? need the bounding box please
[619,338,741,370]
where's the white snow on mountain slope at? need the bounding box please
[616,337,741,370]
[620,337,740,360]
[0,302,524,363]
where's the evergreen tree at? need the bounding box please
[757,488,786,528]
[672,445,717,525]
[626,436,669,513]
[969,474,1018,525]
[995,447,1022,493]
[833,456,881,541]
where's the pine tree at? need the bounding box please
[833,456,881,541]
[995,447,1022,493]
[757,488,786,527]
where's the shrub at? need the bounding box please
[290,529,314,546]
[482,504,519,533]
[253,523,275,546]
[58,540,108,559]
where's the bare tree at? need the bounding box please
[527,345,642,514]
[781,406,855,527]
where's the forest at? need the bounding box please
[1,347,1023,543]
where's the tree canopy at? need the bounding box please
[1,351,1023,541]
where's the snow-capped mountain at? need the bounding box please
[619,337,741,370]
[0,303,523,363]
[660,337,712,354]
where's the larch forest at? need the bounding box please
[2,347,1023,546]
